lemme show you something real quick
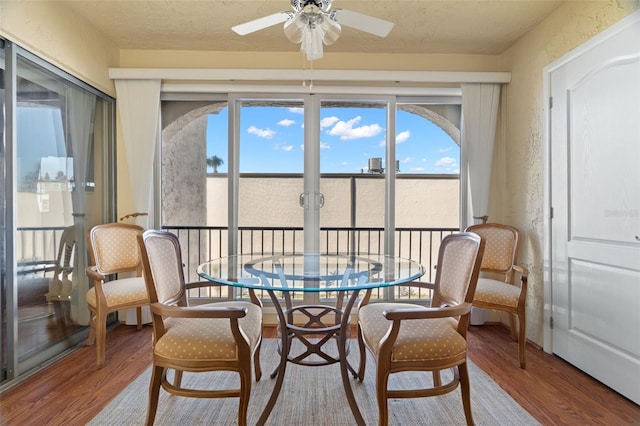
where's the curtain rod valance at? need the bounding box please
[108,68,511,84]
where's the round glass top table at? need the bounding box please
[197,252,425,292]
[198,253,425,426]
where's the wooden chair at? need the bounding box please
[46,224,77,326]
[85,223,149,368]
[465,223,528,368]
[138,229,263,426]
[357,232,485,426]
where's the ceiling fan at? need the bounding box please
[232,0,395,61]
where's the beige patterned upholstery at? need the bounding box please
[473,226,515,271]
[85,223,149,369]
[357,232,485,426]
[92,225,142,271]
[465,223,529,368]
[474,277,520,308]
[86,277,148,308]
[359,303,463,362]
[139,230,263,426]
[155,302,262,361]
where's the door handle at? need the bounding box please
[299,193,325,208]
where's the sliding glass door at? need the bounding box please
[160,92,460,306]
[1,40,115,384]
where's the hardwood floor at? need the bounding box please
[1,323,638,425]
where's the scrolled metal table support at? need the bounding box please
[256,288,365,426]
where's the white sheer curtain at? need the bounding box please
[114,79,160,324]
[114,79,161,228]
[461,83,501,226]
[68,88,96,325]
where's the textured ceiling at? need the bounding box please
[57,0,565,55]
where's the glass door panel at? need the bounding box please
[319,100,388,254]
[394,101,461,299]
[237,99,306,300]
[12,50,113,376]
[238,100,305,253]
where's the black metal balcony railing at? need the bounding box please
[162,226,458,302]
[16,226,458,302]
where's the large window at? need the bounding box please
[161,94,460,303]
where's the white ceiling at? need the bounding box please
[56,0,566,55]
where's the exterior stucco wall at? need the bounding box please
[0,0,119,96]
[161,115,207,227]
[494,1,639,346]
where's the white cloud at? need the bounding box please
[438,147,452,153]
[320,142,331,149]
[378,139,386,147]
[327,116,383,140]
[435,156,457,167]
[396,130,411,143]
[321,116,340,128]
[289,107,304,114]
[435,156,459,172]
[410,167,426,172]
[278,119,295,127]
[247,125,275,139]
[400,157,414,164]
[281,145,294,152]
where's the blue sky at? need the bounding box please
[206,105,459,174]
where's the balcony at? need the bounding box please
[17,225,457,303]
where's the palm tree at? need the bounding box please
[206,155,224,173]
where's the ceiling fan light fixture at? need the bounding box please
[284,14,307,43]
[301,25,324,61]
[234,0,394,62]
[320,16,341,45]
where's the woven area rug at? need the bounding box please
[89,339,539,425]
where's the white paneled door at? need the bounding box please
[549,13,640,404]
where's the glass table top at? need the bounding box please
[197,253,425,292]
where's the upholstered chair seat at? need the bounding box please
[473,277,521,308]
[86,277,148,308]
[155,301,262,361]
[359,303,465,362]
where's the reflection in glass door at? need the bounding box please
[1,42,115,383]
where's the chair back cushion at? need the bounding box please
[434,232,484,306]
[89,224,143,274]
[140,230,186,305]
[466,224,518,273]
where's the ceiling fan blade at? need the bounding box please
[232,12,291,36]
[334,9,394,38]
